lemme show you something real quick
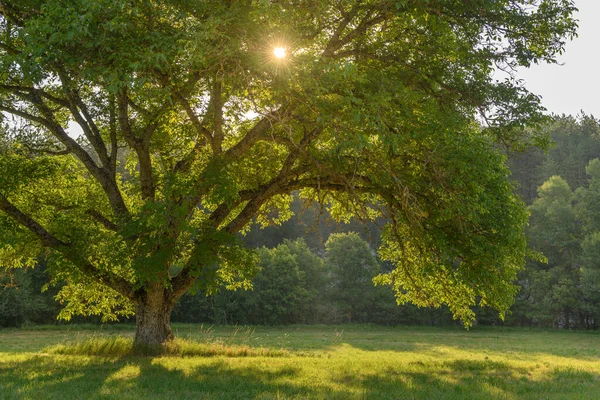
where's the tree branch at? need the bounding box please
[323,4,392,57]
[0,193,67,248]
[170,88,215,152]
[209,125,321,231]
[211,78,224,153]
[56,70,111,169]
[322,3,362,57]
[168,268,197,304]
[0,194,134,299]
[86,209,118,231]
[108,94,118,172]
[0,84,70,107]
[223,112,279,161]
[1,98,130,219]
[117,89,156,200]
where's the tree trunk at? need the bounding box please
[134,284,175,347]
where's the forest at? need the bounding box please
[2,114,598,329]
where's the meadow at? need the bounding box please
[0,324,599,399]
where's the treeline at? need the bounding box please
[2,115,600,329]
[508,115,600,328]
[172,233,473,326]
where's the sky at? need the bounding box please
[515,0,600,117]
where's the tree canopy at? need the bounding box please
[0,0,577,344]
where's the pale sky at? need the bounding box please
[516,0,600,117]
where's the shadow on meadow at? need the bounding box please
[1,354,598,399]
[336,359,600,400]
[0,355,322,400]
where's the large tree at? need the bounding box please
[0,0,576,345]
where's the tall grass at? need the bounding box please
[45,336,291,358]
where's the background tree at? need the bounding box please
[573,159,600,328]
[0,263,59,327]
[508,115,600,204]
[173,238,324,325]
[240,242,311,325]
[0,0,577,345]
[524,176,581,326]
[579,233,600,328]
[324,232,379,323]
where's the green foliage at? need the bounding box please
[514,131,600,328]
[54,280,135,323]
[173,233,462,326]
[529,176,579,261]
[0,271,29,327]
[521,176,582,327]
[243,243,311,325]
[575,159,600,233]
[324,233,379,323]
[509,115,600,204]
[174,238,325,325]
[580,233,600,318]
[0,0,578,335]
[375,132,528,326]
[0,265,59,327]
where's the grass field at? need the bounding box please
[0,324,599,399]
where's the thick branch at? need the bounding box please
[0,84,70,107]
[137,141,155,200]
[34,95,130,217]
[168,268,197,303]
[117,90,136,146]
[211,78,224,153]
[1,99,130,218]
[59,78,111,169]
[224,114,278,161]
[117,90,155,200]
[0,194,133,299]
[323,5,392,57]
[0,193,66,248]
[108,94,118,172]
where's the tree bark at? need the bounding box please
[134,284,175,347]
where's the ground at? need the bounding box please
[0,324,599,399]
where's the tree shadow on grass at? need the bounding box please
[0,354,350,400]
[1,355,599,400]
[335,359,600,400]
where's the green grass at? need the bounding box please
[0,324,599,399]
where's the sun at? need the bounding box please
[273,47,286,59]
